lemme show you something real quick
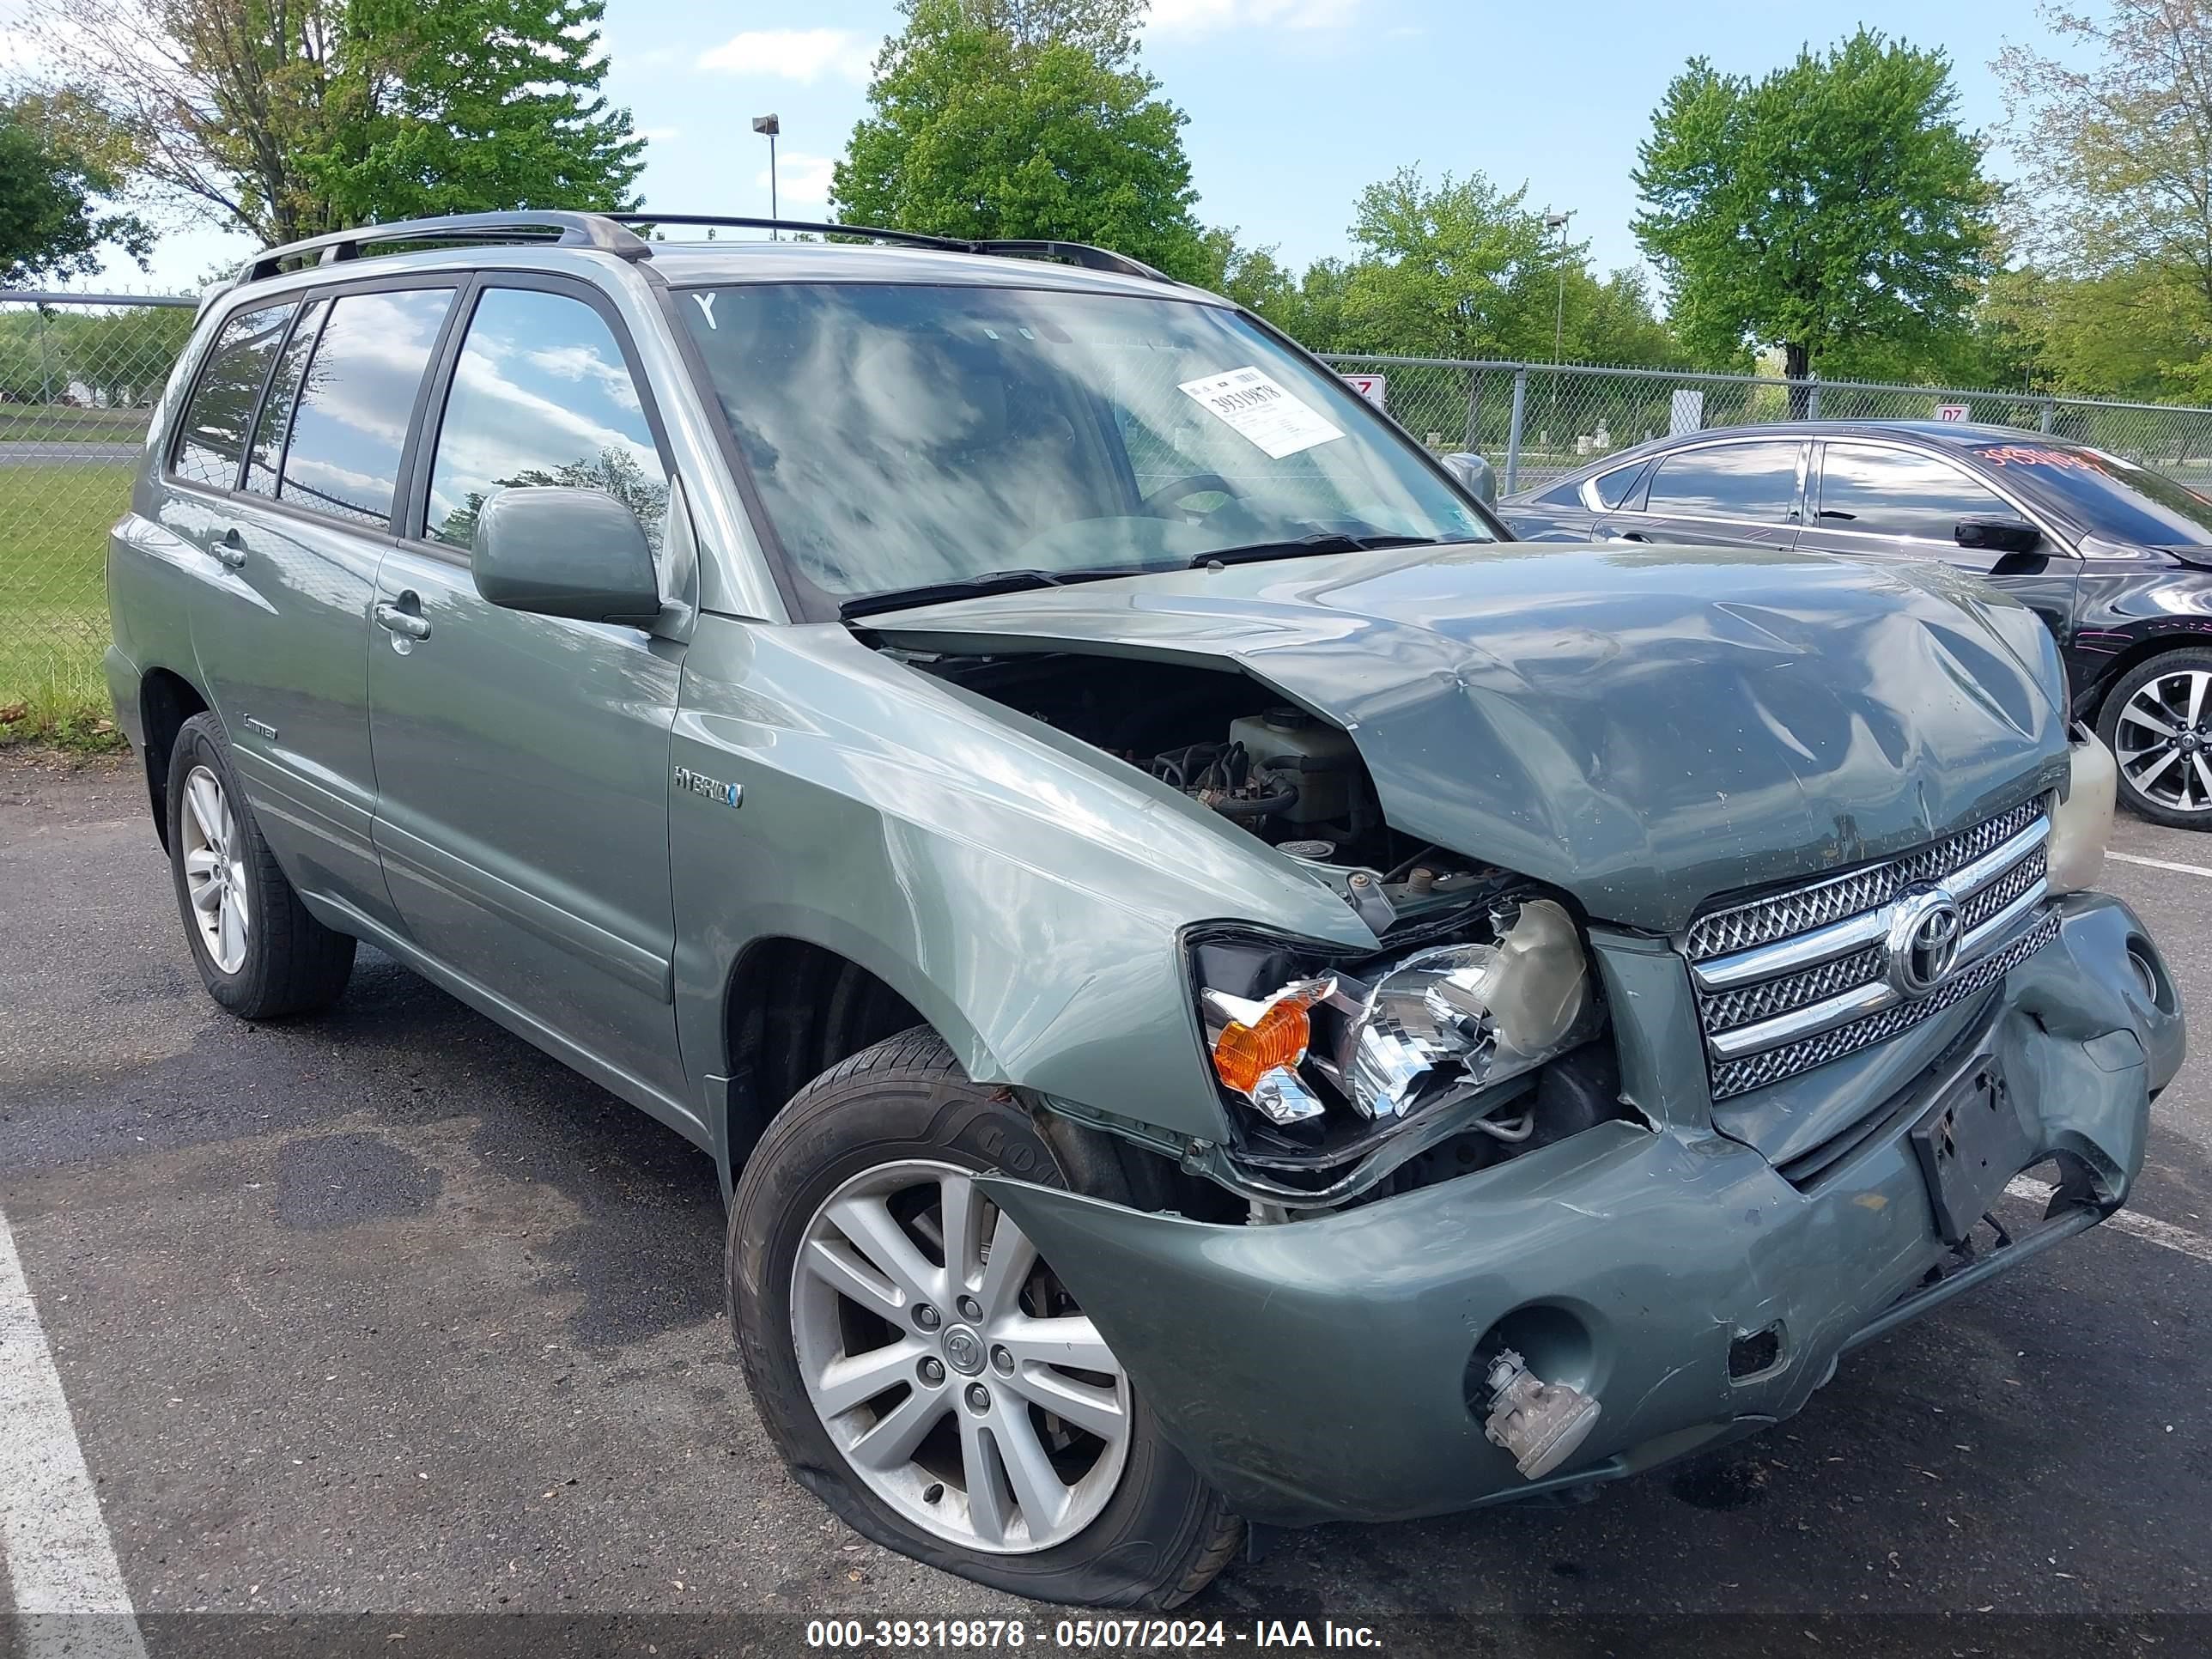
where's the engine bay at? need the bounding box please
[895,647,1498,909]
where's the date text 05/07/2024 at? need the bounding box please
[804,1618,1385,1650]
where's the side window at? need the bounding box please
[1591,461,1649,509]
[1644,442,1802,523]
[1534,478,1583,507]
[278,287,454,528]
[172,302,295,490]
[241,298,325,498]
[1818,444,2008,539]
[424,288,668,555]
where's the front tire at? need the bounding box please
[2099,648,2212,829]
[728,1030,1241,1607]
[165,713,356,1018]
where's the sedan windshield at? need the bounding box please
[676,282,1492,612]
[1971,440,2212,547]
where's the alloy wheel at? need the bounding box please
[179,763,251,974]
[790,1158,1132,1554]
[2116,669,2212,815]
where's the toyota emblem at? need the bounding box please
[1886,884,1963,998]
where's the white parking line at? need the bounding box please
[2005,1176,2212,1265]
[2109,849,2212,879]
[0,1204,146,1656]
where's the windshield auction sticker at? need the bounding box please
[1178,365,1344,458]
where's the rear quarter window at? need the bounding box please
[171,302,296,490]
[1592,460,1649,508]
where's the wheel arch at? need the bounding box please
[717,933,935,1176]
[138,666,211,853]
[2083,635,2212,723]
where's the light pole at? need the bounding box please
[1544,209,1573,447]
[753,113,781,236]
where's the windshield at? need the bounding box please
[676,282,1491,611]
[1971,440,2212,547]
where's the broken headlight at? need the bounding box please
[1196,897,1599,1127]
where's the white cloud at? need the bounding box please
[759,151,837,208]
[1147,0,1363,34]
[699,27,872,84]
[640,125,680,143]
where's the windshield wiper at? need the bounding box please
[1188,532,1444,569]
[840,568,1073,620]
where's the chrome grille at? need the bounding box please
[1699,945,1885,1035]
[1893,798,2048,887]
[1685,796,2046,963]
[1684,866,1893,962]
[1961,847,2046,933]
[1686,799,2054,1100]
[1708,915,2059,1099]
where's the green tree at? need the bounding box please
[15,0,641,244]
[0,93,151,287]
[1197,187,1677,370]
[1553,266,1682,368]
[1981,263,2212,401]
[305,0,643,227]
[1996,3,2212,400]
[1191,227,1300,317]
[1634,29,1996,408]
[1322,166,1574,360]
[831,0,1206,280]
[1999,3,2212,311]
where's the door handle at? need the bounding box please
[374,598,431,641]
[1620,531,1652,543]
[213,528,247,569]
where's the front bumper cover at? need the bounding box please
[983,893,2180,1528]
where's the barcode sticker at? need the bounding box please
[1177,366,1344,459]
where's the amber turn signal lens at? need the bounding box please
[1212,994,1314,1096]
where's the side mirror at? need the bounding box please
[1954,515,2040,556]
[472,486,662,624]
[1439,451,1498,507]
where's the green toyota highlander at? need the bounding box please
[106,210,2181,1607]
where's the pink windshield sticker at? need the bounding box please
[1978,444,2117,473]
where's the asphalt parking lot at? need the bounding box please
[4,750,2211,1656]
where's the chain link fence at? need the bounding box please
[1,291,196,721]
[1319,356,2212,495]
[15,290,2212,724]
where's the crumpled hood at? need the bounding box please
[871,542,2070,933]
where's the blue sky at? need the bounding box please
[48,0,2078,295]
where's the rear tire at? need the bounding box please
[728,1029,1241,1607]
[165,713,356,1018]
[2098,648,2212,829]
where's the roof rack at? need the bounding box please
[239,211,651,283]
[602,215,1175,283]
[237,209,1176,289]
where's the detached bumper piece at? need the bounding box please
[1479,1350,1601,1479]
[983,893,2179,1528]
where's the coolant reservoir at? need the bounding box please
[1228,707,1360,826]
